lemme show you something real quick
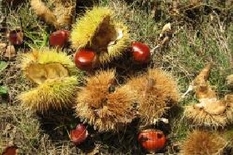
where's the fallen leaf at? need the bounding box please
[192,64,217,99]
[182,64,216,99]
[4,45,16,60]
[161,23,172,35]
[155,22,173,49]
[0,43,7,56]
[226,74,233,87]
[184,65,233,127]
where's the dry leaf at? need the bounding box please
[4,45,16,60]
[183,64,216,99]
[161,23,171,35]
[0,43,7,56]
[226,74,233,87]
[192,64,216,99]
[160,36,170,46]
[184,64,233,127]
[155,22,173,49]
[193,64,212,85]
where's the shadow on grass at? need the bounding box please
[36,108,79,141]
[91,118,145,155]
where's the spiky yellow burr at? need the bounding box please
[52,0,76,29]
[75,70,137,132]
[18,48,80,112]
[18,77,78,112]
[181,130,227,155]
[20,48,77,84]
[126,68,180,125]
[70,7,130,64]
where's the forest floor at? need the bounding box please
[0,0,233,154]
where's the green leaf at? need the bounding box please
[0,86,8,94]
[0,61,8,73]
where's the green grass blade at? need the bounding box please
[0,86,8,94]
[0,61,8,73]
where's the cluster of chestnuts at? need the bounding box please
[49,29,151,70]
[72,41,151,71]
[5,1,230,154]
[69,125,167,154]
[17,6,181,154]
[19,2,233,155]
[46,8,167,153]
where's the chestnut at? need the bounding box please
[70,124,88,146]
[74,48,97,71]
[130,41,151,64]
[138,129,166,153]
[49,29,70,48]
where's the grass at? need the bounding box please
[0,61,8,95]
[0,0,233,154]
